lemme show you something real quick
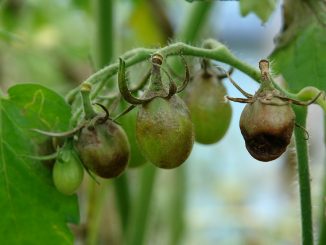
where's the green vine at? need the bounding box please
[64,24,326,245]
[65,40,261,104]
[294,106,314,245]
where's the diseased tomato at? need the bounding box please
[240,90,295,162]
[76,119,130,178]
[136,95,194,169]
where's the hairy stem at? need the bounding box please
[65,40,261,104]
[80,84,97,120]
[293,106,314,245]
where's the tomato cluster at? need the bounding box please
[37,56,319,195]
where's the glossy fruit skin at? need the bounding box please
[185,70,232,144]
[76,120,130,178]
[136,95,194,169]
[240,93,295,162]
[53,147,84,195]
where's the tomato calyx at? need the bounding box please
[118,53,190,106]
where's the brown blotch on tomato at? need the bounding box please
[240,93,295,162]
[136,95,194,169]
[76,120,130,178]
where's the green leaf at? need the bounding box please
[0,84,79,245]
[240,0,277,23]
[8,83,71,141]
[271,24,326,92]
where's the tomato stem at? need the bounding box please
[65,40,261,104]
[80,83,97,120]
[293,106,314,245]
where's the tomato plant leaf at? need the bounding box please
[271,24,326,92]
[240,0,277,23]
[0,84,79,245]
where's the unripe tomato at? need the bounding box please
[53,146,84,195]
[136,95,194,169]
[185,69,232,144]
[76,120,130,178]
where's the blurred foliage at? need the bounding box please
[0,0,92,93]
[271,0,326,92]
[240,0,277,23]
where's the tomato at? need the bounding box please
[136,95,194,168]
[53,145,84,195]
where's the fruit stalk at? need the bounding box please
[65,41,261,105]
[80,83,97,120]
[294,106,314,245]
[86,1,131,245]
[149,54,164,91]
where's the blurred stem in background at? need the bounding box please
[87,0,131,244]
[168,3,213,245]
[126,2,214,245]
[126,165,157,245]
[94,0,114,69]
[318,114,326,245]
[86,182,108,245]
[89,1,214,244]
[294,106,314,245]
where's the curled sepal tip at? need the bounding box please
[295,88,326,109]
[118,58,152,105]
[31,123,86,138]
[217,65,252,99]
[176,55,190,93]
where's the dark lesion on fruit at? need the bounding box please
[242,130,292,162]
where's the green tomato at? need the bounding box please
[136,95,194,169]
[185,69,232,144]
[53,146,84,195]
